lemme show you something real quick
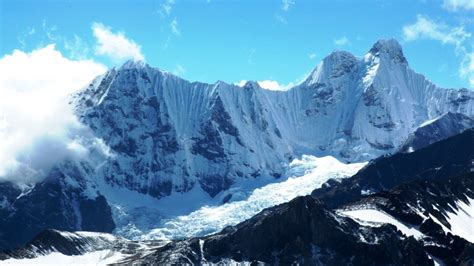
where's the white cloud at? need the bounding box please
[402,15,474,87]
[308,53,317,59]
[258,80,291,91]
[334,36,349,46]
[92,22,145,62]
[402,15,471,49]
[170,18,181,36]
[235,80,248,87]
[443,0,474,11]
[0,45,107,185]
[282,0,295,11]
[235,80,294,91]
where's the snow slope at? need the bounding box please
[3,250,126,266]
[445,197,474,243]
[340,209,424,239]
[429,197,474,243]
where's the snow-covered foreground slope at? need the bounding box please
[141,156,365,240]
[339,209,424,239]
[0,229,168,265]
[3,250,126,266]
[429,197,474,243]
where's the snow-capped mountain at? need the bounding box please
[0,39,473,252]
[399,112,474,153]
[72,38,473,201]
[108,130,474,265]
[1,105,473,265]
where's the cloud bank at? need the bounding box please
[0,45,107,185]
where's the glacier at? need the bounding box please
[140,156,365,240]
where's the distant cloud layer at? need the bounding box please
[0,45,107,185]
[92,22,145,62]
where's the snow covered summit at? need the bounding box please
[72,38,473,201]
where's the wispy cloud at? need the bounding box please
[281,0,295,12]
[64,35,90,60]
[442,0,474,11]
[403,14,474,87]
[334,36,350,46]
[275,14,288,24]
[18,21,60,50]
[159,0,175,17]
[402,15,471,49]
[173,64,186,76]
[460,52,474,86]
[170,18,181,36]
[92,22,145,62]
[248,48,256,65]
[275,0,294,24]
[17,26,36,49]
[308,53,317,59]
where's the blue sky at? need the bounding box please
[1,0,474,89]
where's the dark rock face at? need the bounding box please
[0,165,115,251]
[0,230,115,259]
[2,130,474,264]
[132,196,432,265]
[399,112,474,153]
[339,172,474,266]
[0,229,167,263]
[70,45,474,202]
[75,67,183,198]
[369,39,408,64]
[312,129,474,208]
[125,132,474,265]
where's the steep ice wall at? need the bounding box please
[72,39,474,200]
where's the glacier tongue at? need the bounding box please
[139,155,366,241]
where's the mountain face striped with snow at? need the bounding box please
[0,39,473,252]
[72,39,473,199]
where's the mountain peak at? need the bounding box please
[368,38,407,64]
[119,59,148,70]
